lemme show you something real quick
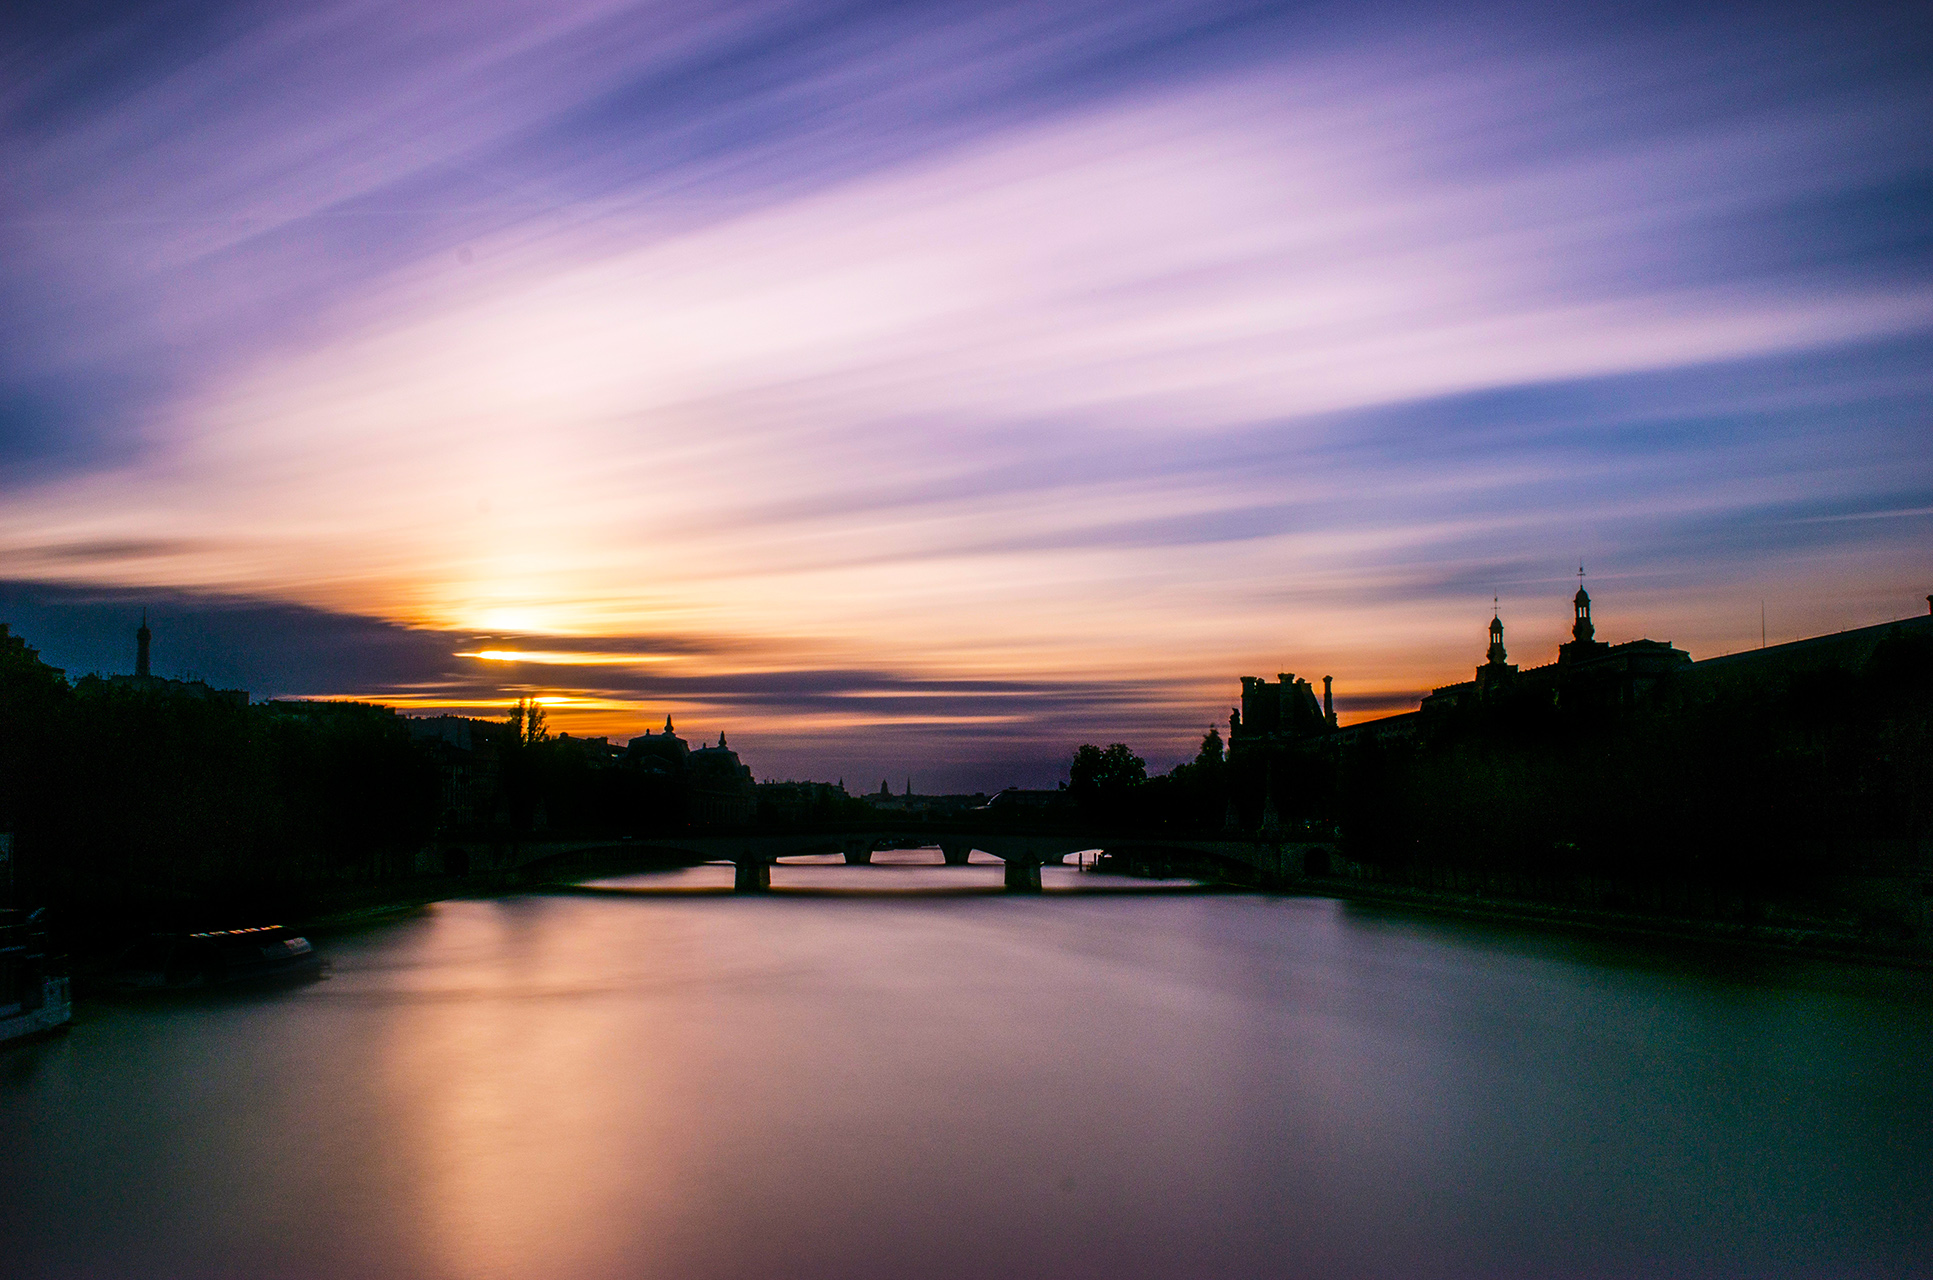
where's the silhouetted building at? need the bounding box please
[406,714,485,752]
[93,616,248,706]
[867,786,991,817]
[1233,578,1699,748]
[618,716,760,825]
[756,780,865,825]
[1229,671,1336,750]
[1420,581,1691,718]
[686,732,755,825]
[1474,605,1517,695]
[554,733,624,766]
[403,714,505,829]
[1688,608,1933,694]
[625,716,690,775]
[1310,582,1932,747]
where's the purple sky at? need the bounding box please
[4,0,1931,790]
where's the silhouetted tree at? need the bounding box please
[1070,743,1146,793]
[499,698,554,834]
[1069,743,1146,823]
[509,698,549,746]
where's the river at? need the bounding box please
[3,852,1931,1279]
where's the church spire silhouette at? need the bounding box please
[1572,566,1594,643]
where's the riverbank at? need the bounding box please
[1290,874,1933,970]
[50,844,707,974]
[295,845,707,932]
[43,839,1908,978]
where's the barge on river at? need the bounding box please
[105,925,322,991]
[1,908,72,1045]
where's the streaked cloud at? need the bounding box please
[3,1,1930,784]
[458,649,674,666]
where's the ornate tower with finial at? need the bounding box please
[1558,565,1609,665]
[136,610,152,678]
[1475,596,1519,692]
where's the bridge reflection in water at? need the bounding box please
[507,827,1337,894]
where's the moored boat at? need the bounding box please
[0,908,72,1045]
[105,925,323,991]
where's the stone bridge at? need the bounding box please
[500,827,1338,893]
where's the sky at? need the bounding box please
[3,0,1930,790]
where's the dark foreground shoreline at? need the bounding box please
[1292,875,1933,971]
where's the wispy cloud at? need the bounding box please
[1783,506,1933,524]
[4,1,1931,780]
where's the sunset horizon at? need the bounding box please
[7,0,1930,789]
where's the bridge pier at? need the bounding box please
[733,860,770,892]
[1003,859,1042,892]
[842,840,873,866]
[940,841,973,867]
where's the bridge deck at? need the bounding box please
[497,828,1336,892]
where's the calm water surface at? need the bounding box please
[4,852,1931,1279]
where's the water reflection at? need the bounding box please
[560,849,1207,897]
[3,864,1930,1279]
